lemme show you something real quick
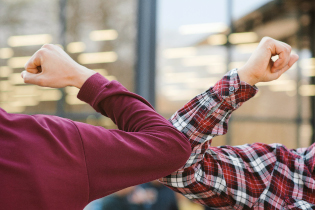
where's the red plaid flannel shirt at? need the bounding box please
[160,69,315,209]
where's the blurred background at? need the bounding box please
[0,0,315,209]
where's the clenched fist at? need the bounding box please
[21,44,96,89]
[238,37,299,86]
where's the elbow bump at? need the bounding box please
[153,126,191,166]
[169,147,190,171]
[168,130,191,168]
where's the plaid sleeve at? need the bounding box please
[159,68,257,176]
[168,69,257,149]
[160,69,315,209]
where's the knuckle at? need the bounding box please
[42,44,49,49]
[42,44,54,50]
[261,37,275,46]
[262,36,272,42]
[284,46,290,53]
[24,61,30,70]
[23,77,29,83]
[37,48,48,57]
[23,76,31,84]
[24,58,32,69]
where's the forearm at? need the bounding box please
[160,69,258,198]
[160,37,303,208]
[169,69,258,149]
[159,143,299,208]
[75,73,191,201]
[78,73,184,133]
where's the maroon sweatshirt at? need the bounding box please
[0,73,190,210]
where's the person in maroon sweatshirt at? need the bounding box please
[0,44,191,210]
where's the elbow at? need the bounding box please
[177,136,191,169]
[166,129,191,171]
[150,126,191,176]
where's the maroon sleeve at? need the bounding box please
[73,73,191,202]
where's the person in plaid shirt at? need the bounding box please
[160,37,315,209]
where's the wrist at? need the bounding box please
[72,66,96,89]
[237,67,258,86]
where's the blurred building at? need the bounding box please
[4,0,315,210]
[156,0,315,148]
[0,0,136,127]
[231,0,315,146]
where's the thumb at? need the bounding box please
[21,70,44,86]
[288,53,299,67]
[271,53,299,80]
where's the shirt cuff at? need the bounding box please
[212,69,258,109]
[77,73,110,107]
